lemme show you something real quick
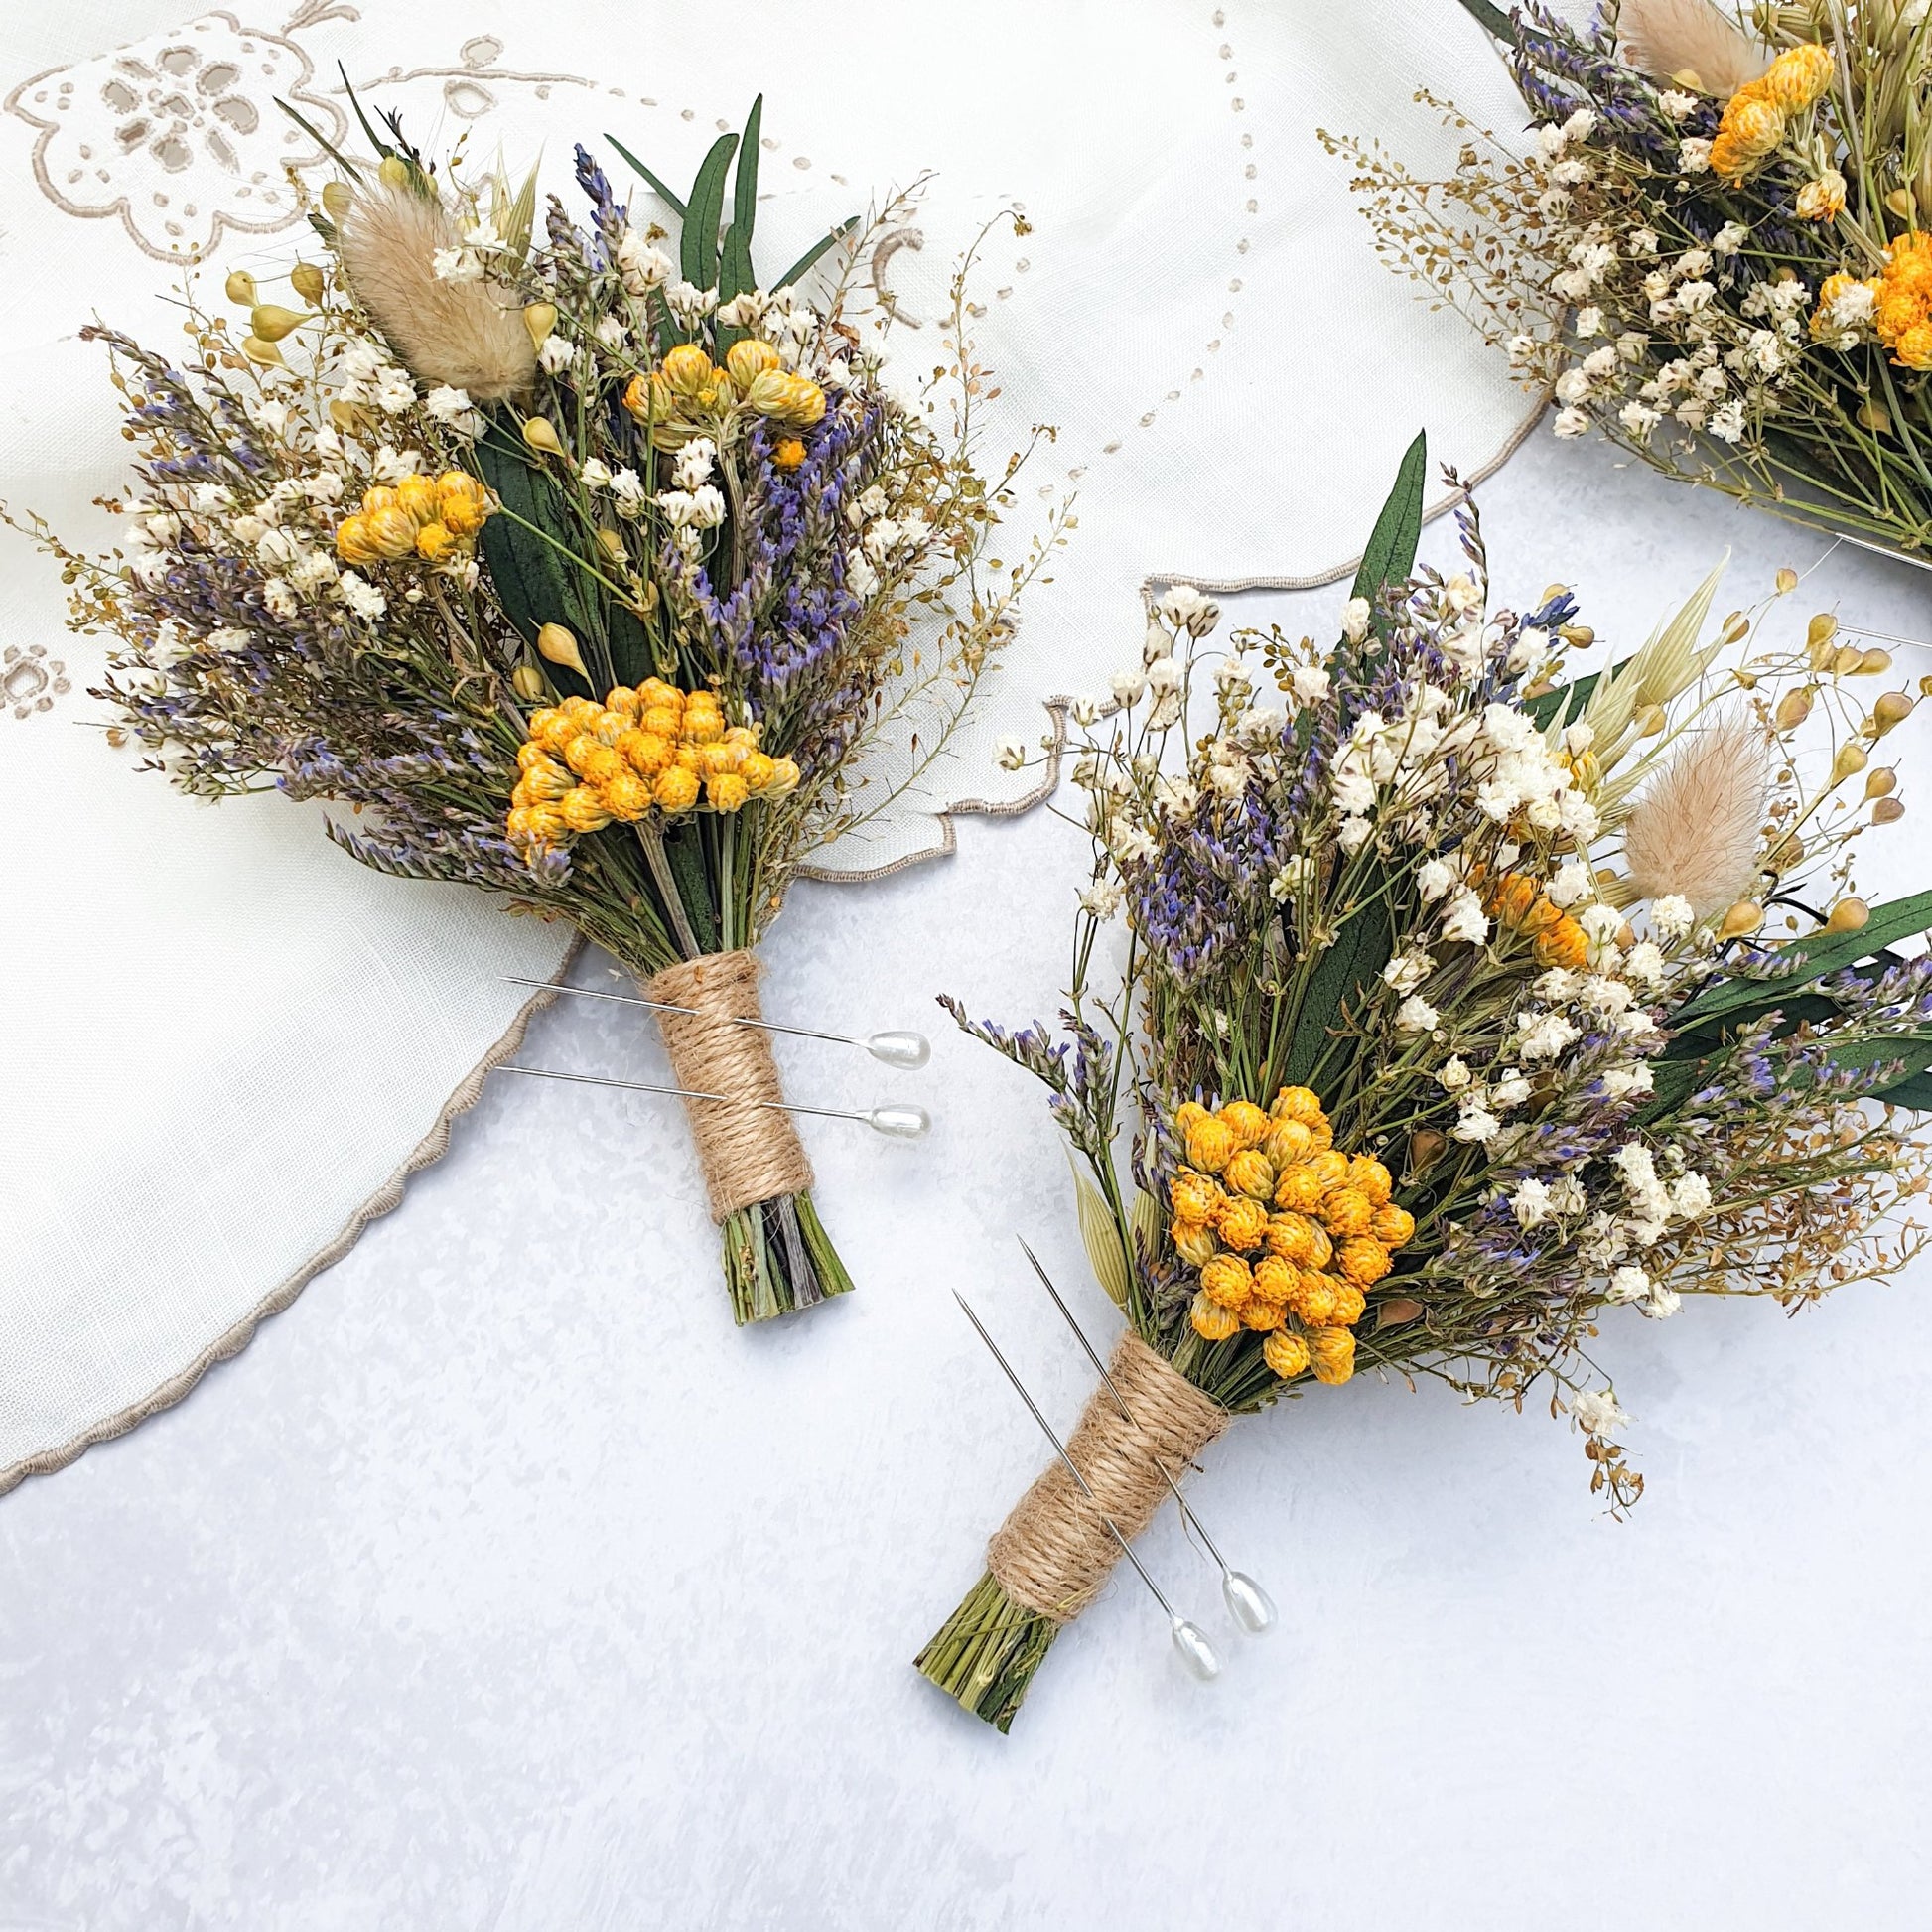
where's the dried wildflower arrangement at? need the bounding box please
[13,96,1054,1325]
[1324,0,1932,560]
[918,439,1932,1731]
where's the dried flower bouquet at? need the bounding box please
[16,95,1053,1324]
[918,438,1931,1730]
[1326,0,1932,563]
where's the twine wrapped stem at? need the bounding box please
[645,949,814,1221]
[987,1331,1228,1622]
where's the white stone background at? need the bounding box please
[5,425,1931,1930]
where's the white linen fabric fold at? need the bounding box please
[0,0,1543,1484]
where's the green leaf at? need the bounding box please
[662,819,720,955]
[1879,1070,1932,1111]
[1672,891,1932,1027]
[1526,657,1623,732]
[604,135,687,219]
[1454,0,1517,44]
[1827,1032,1932,1084]
[1349,430,1428,608]
[682,131,740,292]
[773,215,860,292]
[1069,1152,1131,1310]
[1284,896,1396,1088]
[731,95,762,246]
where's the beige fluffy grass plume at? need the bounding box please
[337,185,535,400]
[1618,0,1767,96]
[1622,715,1770,915]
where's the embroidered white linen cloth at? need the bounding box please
[0,0,1540,1486]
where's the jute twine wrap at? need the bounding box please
[645,949,813,1222]
[987,1332,1229,1623]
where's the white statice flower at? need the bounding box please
[1569,1387,1632,1435]
[847,554,880,600]
[1562,107,1596,143]
[1108,668,1147,708]
[1658,90,1698,123]
[1549,1175,1587,1217]
[1649,894,1694,940]
[1451,1102,1501,1145]
[1491,1072,1532,1112]
[615,231,675,296]
[1383,948,1435,996]
[256,527,302,568]
[1396,994,1440,1034]
[1437,1055,1472,1093]
[1575,305,1604,339]
[1291,662,1331,704]
[370,444,422,483]
[665,280,718,326]
[1619,400,1662,439]
[1712,219,1750,255]
[432,246,482,283]
[1622,941,1666,987]
[1441,888,1490,946]
[1339,596,1371,643]
[715,289,771,330]
[1534,967,1579,1004]
[1516,1011,1582,1061]
[578,458,613,490]
[1070,696,1104,729]
[1512,1177,1553,1228]
[336,570,385,621]
[995,736,1027,771]
[1601,1063,1655,1100]
[1671,1172,1713,1220]
[1554,405,1590,438]
[1644,1284,1684,1319]
[1153,773,1199,817]
[249,398,292,439]
[1555,368,1593,405]
[1607,1265,1651,1304]
[1079,880,1122,918]
[1270,854,1313,903]
[1709,399,1746,443]
[1578,975,1636,1017]
[1157,583,1220,638]
[595,315,628,348]
[1679,138,1713,175]
[1110,821,1156,865]
[1337,815,1374,855]
[673,437,718,491]
[1416,856,1455,902]
[655,484,725,530]
[372,366,417,415]
[1144,655,1183,695]
[259,575,297,616]
[287,549,339,595]
[537,335,575,375]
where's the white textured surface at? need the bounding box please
[4,433,1930,1928]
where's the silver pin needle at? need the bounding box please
[953,1291,1220,1682]
[1016,1236,1277,1636]
[496,1062,928,1137]
[504,977,930,1069]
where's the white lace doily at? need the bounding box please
[0,0,1541,1486]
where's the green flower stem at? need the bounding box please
[915,1571,1061,1733]
[720,1188,854,1325]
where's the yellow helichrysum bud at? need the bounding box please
[523,302,558,348]
[511,663,549,702]
[394,474,439,527]
[334,513,381,566]
[1307,1326,1356,1386]
[1173,1221,1219,1268]
[560,785,614,834]
[364,506,419,559]
[654,765,701,812]
[1865,766,1897,799]
[1198,1253,1252,1309]
[1272,1085,1326,1126]
[321,180,352,221]
[739,751,775,792]
[1873,690,1916,734]
[595,526,625,562]
[773,437,807,472]
[621,373,652,421]
[435,471,490,536]
[1189,1293,1241,1343]
[1224,1149,1275,1201]
[764,756,800,795]
[1825,897,1870,933]
[746,369,827,427]
[361,484,399,516]
[241,335,284,367]
[1219,1100,1270,1150]
[223,268,257,306]
[601,771,653,822]
[377,154,411,191]
[661,344,716,397]
[290,261,326,305]
[1774,686,1814,731]
[414,521,456,561]
[521,416,564,457]
[249,304,306,343]
[1831,741,1869,782]
[725,338,782,387]
[1262,1329,1311,1380]
[1719,899,1764,940]
[708,772,751,813]
[536,621,590,679]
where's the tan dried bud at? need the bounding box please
[1559,623,1594,646]
[290,261,326,305]
[1855,647,1892,675]
[1887,186,1917,219]
[249,304,306,343]
[1858,399,1893,434]
[1375,1297,1424,1331]
[1775,567,1799,595]
[1720,611,1750,646]
[1832,643,1866,676]
[1831,741,1869,782]
[1634,703,1668,738]
[377,155,411,192]
[536,621,589,678]
[240,335,284,367]
[511,663,549,702]
[1872,690,1916,734]
[223,268,256,306]
[521,416,564,457]
[1824,897,1870,933]
[1719,899,1764,940]
[1732,669,1758,690]
[595,526,625,561]
[1873,796,1905,824]
[522,301,557,348]
[1807,613,1839,667]
[1865,766,1897,799]
[1774,687,1813,730]
[321,180,352,221]
[1407,1128,1447,1174]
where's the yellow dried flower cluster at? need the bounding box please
[1170,1085,1416,1387]
[1710,43,1834,183]
[621,339,826,459]
[335,470,491,566]
[506,678,799,848]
